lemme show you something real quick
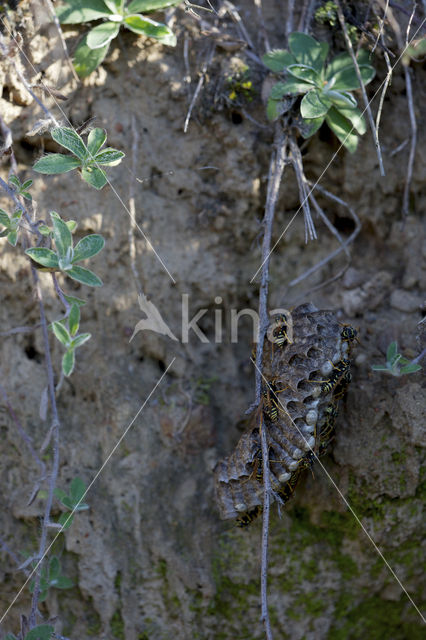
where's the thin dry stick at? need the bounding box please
[374,48,392,147]
[129,115,143,290]
[289,136,317,242]
[223,1,255,50]
[402,64,416,218]
[254,125,287,640]
[183,42,215,132]
[289,183,360,288]
[286,0,295,39]
[259,413,273,640]
[335,0,385,176]
[42,0,79,83]
[253,0,271,51]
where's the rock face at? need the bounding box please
[0,3,425,640]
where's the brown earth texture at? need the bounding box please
[0,1,425,639]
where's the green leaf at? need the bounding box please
[326,50,372,78]
[25,248,60,269]
[299,116,325,139]
[336,106,366,135]
[67,265,103,286]
[71,333,91,349]
[53,575,74,589]
[38,224,51,236]
[386,341,398,362]
[262,48,296,72]
[326,89,357,109]
[87,128,107,156]
[93,148,125,166]
[73,34,110,77]
[300,90,331,118]
[86,21,120,49]
[287,64,319,85]
[0,208,10,227]
[400,363,422,374]
[21,191,33,201]
[22,179,33,189]
[270,79,313,98]
[73,234,105,263]
[62,349,75,376]
[289,32,328,72]
[68,303,80,336]
[52,320,71,346]
[127,0,181,11]
[56,0,113,24]
[8,175,20,189]
[266,99,280,121]
[50,212,73,258]
[7,230,18,246]
[58,512,74,530]
[325,107,359,153]
[63,293,87,306]
[66,220,78,233]
[33,154,81,174]
[81,166,108,189]
[49,556,60,580]
[331,64,375,91]
[371,364,389,372]
[103,0,123,12]
[54,487,68,501]
[24,625,54,640]
[51,127,88,162]
[70,477,86,502]
[124,14,176,45]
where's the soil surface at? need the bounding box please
[0,2,425,639]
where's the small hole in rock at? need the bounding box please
[231,111,243,125]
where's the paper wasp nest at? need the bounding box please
[214,303,357,526]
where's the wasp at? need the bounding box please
[236,505,262,527]
[262,379,290,422]
[318,403,339,455]
[320,359,351,395]
[273,315,290,348]
[341,325,358,343]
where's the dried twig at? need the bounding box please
[253,0,270,51]
[289,136,317,243]
[42,0,79,83]
[259,413,273,640]
[401,65,416,219]
[289,182,360,288]
[335,0,385,176]
[286,0,295,39]
[252,125,288,640]
[129,115,143,291]
[184,42,215,133]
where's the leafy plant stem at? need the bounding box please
[335,0,385,175]
[28,265,61,630]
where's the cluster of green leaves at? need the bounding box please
[56,0,180,77]
[52,303,91,376]
[34,127,124,190]
[55,476,89,528]
[371,341,422,376]
[0,207,23,246]
[262,32,376,152]
[29,556,73,602]
[25,211,104,287]
[6,625,54,640]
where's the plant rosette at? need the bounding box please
[263,32,376,152]
[56,0,180,76]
